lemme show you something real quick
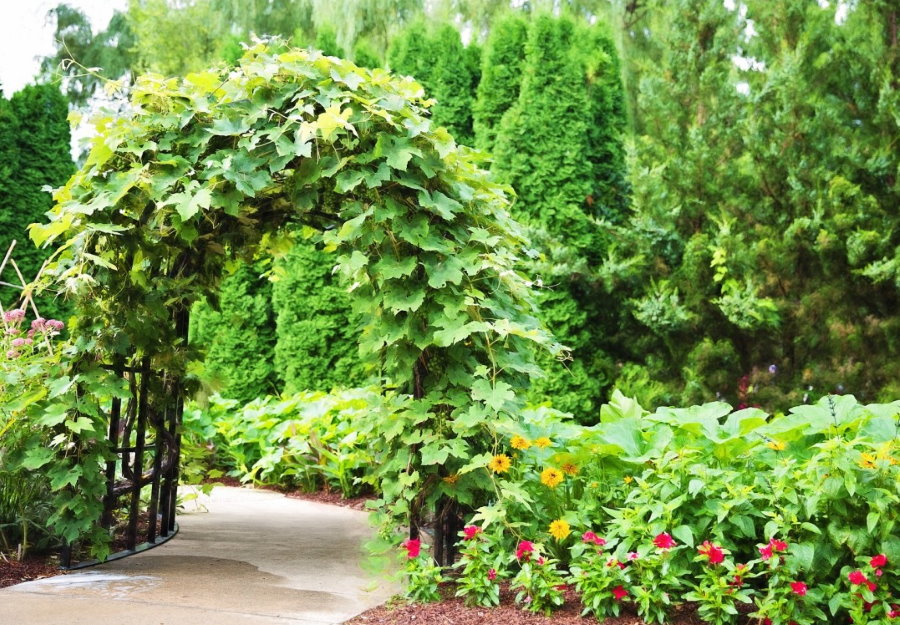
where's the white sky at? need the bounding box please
[0,0,127,97]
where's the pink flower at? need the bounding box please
[848,570,868,586]
[759,544,773,560]
[867,580,877,592]
[627,552,639,561]
[870,554,888,568]
[2,309,25,323]
[516,540,534,560]
[46,319,64,332]
[611,585,628,601]
[790,581,807,596]
[6,349,19,359]
[401,538,421,559]
[698,541,725,565]
[770,538,788,552]
[10,337,30,347]
[582,531,606,546]
[487,568,497,581]
[653,532,676,550]
[462,525,481,540]
[31,318,46,332]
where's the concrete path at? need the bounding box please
[0,486,399,625]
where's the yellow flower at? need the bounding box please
[541,467,564,488]
[443,474,459,484]
[623,476,633,484]
[488,454,512,474]
[858,452,877,470]
[548,519,571,541]
[511,435,531,450]
[766,440,786,451]
[561,463,578,476]
[534,436,552,448]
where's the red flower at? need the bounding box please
[582,531,606,546]
[770,538,788,552]
[516,540,534,560]
[887,605,899,618]
[790,581,808,596]
[731,574,744,588]
[611,585,628,601]
[759,544,773,560]
[653,532,676,550]
[763,619,772,625]
[462,525,482,540]
[867,580,877,592]
[555,584,567,591]
[848,570,868,585]
[487,568,497,581]
[698,541,725,565]
[402,538,421,559]
[870,554,888,568]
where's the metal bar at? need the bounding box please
[163,306,189,535]
[146,403,166,543]
[102,358,125,529]
[126,357,152,550]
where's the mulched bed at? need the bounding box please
[346,583,705,625]
[0,555,63,589]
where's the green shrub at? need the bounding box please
[272,241,367,393]
[473,14,527,152]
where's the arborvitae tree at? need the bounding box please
[315,24,346,57]
[580,22,628,223]
[190,263,279,402]
[272,241,367,393]
[0,85,73,316]
[492,15,614,417]
[389,22,478,145]
[473,14,527,151]
[352,39,381,68]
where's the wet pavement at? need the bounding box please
[0,486,399,625]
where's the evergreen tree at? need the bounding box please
[190,263,279,402]
[389,22,478,145]
[315,24,346,57]
[352,39,382,68]
[473,14,527,151]
[272,242,367,393]
[0,85,73,316]
[492,14,626,417]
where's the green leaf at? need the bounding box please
[176,187,212,220]
[471,379,515,411]
[20,447,55,470]
[672,525,694,547]
[426,257,464,289]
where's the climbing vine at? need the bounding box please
[28,41,561,552]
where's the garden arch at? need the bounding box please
[33,43,559,566]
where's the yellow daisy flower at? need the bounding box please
[548,519,571,541]
[541,467,564,488]
[488,454,512,474]
[561,463,578,476]
[858,452,877,470]
[511,435,531,450]
[623,476,633,484]
[534,437,552,449]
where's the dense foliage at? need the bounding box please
[601,0,900,408]
[272,239,367,393]
[492,15,626,416]
[190,262,279,402]
[0,85,73,318]
[26,43,556,554]
[388,21,478,145]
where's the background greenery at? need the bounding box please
[5,0,900,414]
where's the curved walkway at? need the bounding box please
[0,486,399,625]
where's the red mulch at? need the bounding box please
[0,555,63,589]
[346,583,706,625]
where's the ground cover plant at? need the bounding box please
[182,387,898,624]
